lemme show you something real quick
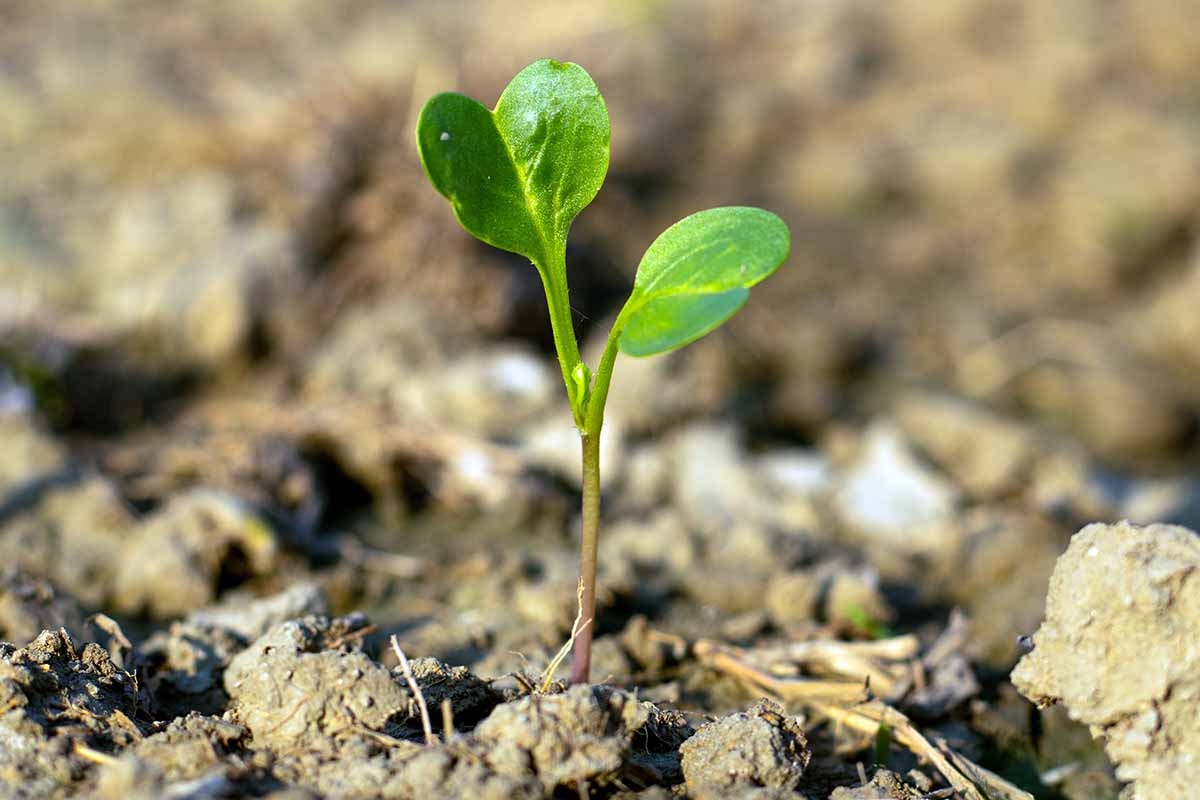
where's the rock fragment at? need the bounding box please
[832,423,960,552]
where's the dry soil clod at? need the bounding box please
[679,698,811,794]
[1013,520,1200,800]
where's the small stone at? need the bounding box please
[895,391,1037,499]
[670,424,759,533]
[832,423,960,551]
[755,448,832,497]
[518,412,625,491]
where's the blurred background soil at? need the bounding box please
[2,1,1199,798]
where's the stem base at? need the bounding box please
[569,431,602,684]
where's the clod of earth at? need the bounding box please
[112,489,278,618]
[139,622,245,719]
[135,583,330,721]
[399,657,499,730]
[387,747,542,800]
[679,698,811,794]
[223,614,410,752]
[829,768,931,799]
[186,582,329,641]
[473,684,690,793]
[1013,520,1200,800]
[0,629,140,796]
[0,567,85,646]
[128,713,246,782]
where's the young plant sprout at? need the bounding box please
[417,59,790,684]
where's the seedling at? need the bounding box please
[417,59,789,683]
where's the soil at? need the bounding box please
[1013,521,1200,800]
[680,699,810,795]
[4,1,1200,798]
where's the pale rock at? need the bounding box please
[441,346,557,436]
[670,423,759,534]
[895,391,1038,498]
[832,423,960,551]
[518,412,624,491]
[620,443,670,508]
[755,448,833,497]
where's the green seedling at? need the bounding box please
[874,721,892,767]
[417,59,789,683]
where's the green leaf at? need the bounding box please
[618,207,790,357]
[618,289,749,357]
[874,721,892,767]
[416,59,610,267]
[416,92,539,258]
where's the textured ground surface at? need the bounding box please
[3,1,1200,797]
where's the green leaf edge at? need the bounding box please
[415,59,610,270]
[616,207,790,357]
[617,288,751,357]
[416,90,544,261]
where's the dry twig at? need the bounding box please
[695,639,1034,800]
[73,743,119,767]
[391,635,436,746]
[694,639,872,702]
[726,633,923,700]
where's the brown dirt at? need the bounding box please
[4,1,1200,798]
